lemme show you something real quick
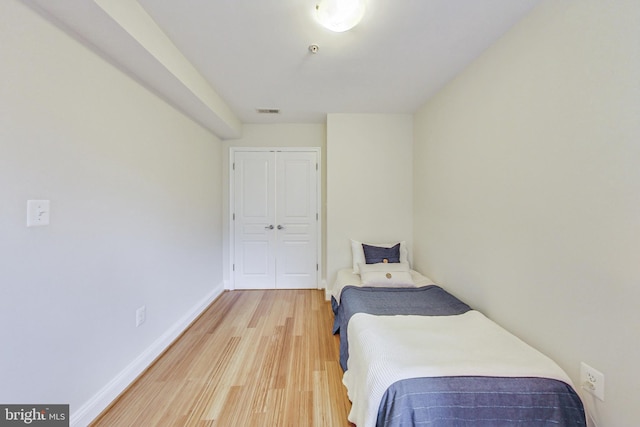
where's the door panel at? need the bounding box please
[240,157,272,218]
[233,152,276,289]
[275,152,318,289]
[241,241,270,275]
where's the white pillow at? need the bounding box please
[359,262,414,286]
[359,262,410,273]
[351,239,409,274]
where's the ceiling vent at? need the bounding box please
[256,108,280,114]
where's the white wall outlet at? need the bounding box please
[135,305,146,327]
[580,362,605,401]
[27,200,50,227]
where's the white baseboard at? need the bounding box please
[71,282,225,427]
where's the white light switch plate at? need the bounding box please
[27,200,50,227]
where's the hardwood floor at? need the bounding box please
[92,290,353,427]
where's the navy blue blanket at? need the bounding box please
[332,285,471,371]
[378,376,586,427]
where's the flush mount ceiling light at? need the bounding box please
[315,0,366,32]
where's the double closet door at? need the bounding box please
[232,149,319,289]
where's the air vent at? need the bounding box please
[256,108,280,114]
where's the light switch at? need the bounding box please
[27,200,50,227]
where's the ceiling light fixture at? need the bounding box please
[315,0,366,33]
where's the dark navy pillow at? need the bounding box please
[362,243,401,264]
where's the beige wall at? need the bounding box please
[0,1,224,423]
[222,123,327,286]
[413,1,640,425]
[326,114,413,289]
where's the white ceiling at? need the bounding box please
[23,0,540,139]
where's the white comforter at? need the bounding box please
[343,311,574,427]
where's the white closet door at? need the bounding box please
[233,151,276,289]
[232,150,318,290]
[275,151,318,289]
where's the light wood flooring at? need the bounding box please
[91,289,353,427]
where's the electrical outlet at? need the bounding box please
[580,362,605,401]
[136,306,146,327]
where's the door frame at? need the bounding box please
[229,147,322,290]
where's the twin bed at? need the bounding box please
[331,241,586,427]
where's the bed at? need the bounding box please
[331,240,585,426]
[343,311,586,427]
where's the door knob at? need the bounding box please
[265,224,274,230]
[277,225,285,230]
